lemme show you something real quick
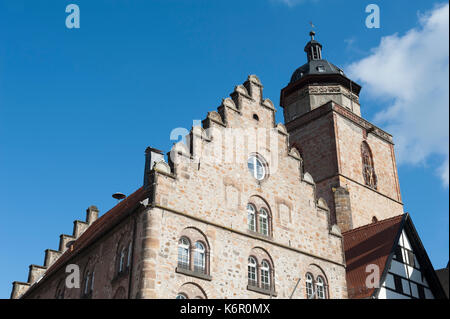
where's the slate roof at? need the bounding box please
[290,59,345,84]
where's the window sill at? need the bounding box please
[176,267,212,281]
[247,285,277,297]
[247,230,273,241]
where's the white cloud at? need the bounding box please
[348,3,449,186]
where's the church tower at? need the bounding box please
[281,31,404,231]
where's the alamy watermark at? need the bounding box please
[65,264,80,288]
[169,122,281,175]
[365,4,380,29]
[65,4,80,29]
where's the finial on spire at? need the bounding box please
[304,23,322,62]
[309,21,315,40]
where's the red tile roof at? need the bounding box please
[342,214,405,299]
[21,186,148,298]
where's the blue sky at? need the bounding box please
[0,0,448,298]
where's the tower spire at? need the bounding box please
[304,27,322,62]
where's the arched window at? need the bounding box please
[259,208,269,236]
[81,269,94,298]
[306,273,314,299]
[193,242,206,274]
[84,271,90,295]
[247,197,272,237]
[247,204,256,232]
[316,276,326,299]
[248,257,257,287]
[91,270,95,290]
[260,260,271,290]
[178,237,190,270]
[119,248,126,273]
[177,229,211,277]
[55,280,65,299]
[247,248,275,294]
[127,242,133,268]
[361,142,377,189]
[177,283,208,299]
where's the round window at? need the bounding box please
[248,155,266,180]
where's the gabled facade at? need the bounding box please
[10,31,445,300]
[343,214,446,299]
[12,74,347,299]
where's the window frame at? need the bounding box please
[247,155,266,181]
[393,274,404,294]
[119,248,126,273]
[417,284,425,299]
[248,256,258,287]
[127,242,133,268]
[306,273,314,299]
[393,245,404,263]
[260,260,271,291]
[259,208,269,236]
[193,241,206,274]
[178,237,191,270]
[316,276,326,299]
[247,200,272,237]
[407,250,415,267]
[247,204,256,232]
[361,141,377,189]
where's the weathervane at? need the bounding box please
[309,21,316,40]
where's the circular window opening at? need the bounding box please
[253,114,259,121]
[248,155,266,180]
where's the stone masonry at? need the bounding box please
[11,33,407,299]
[12,75,348,299]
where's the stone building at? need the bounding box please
[10,32,446,299]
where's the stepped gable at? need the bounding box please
[20,186,148,298]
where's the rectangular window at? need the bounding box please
[316,284,325,299]
[407,250,415,267]
[306,281,314,299]
[259,214,268,236]
[393,275,403,294]
[261,269,270,290]
[248,266,257,287]
[177,247,189,270]
[248,213,255,232]
[394,246,403,262]
[417,285,425,299]
[194,251,205,274]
